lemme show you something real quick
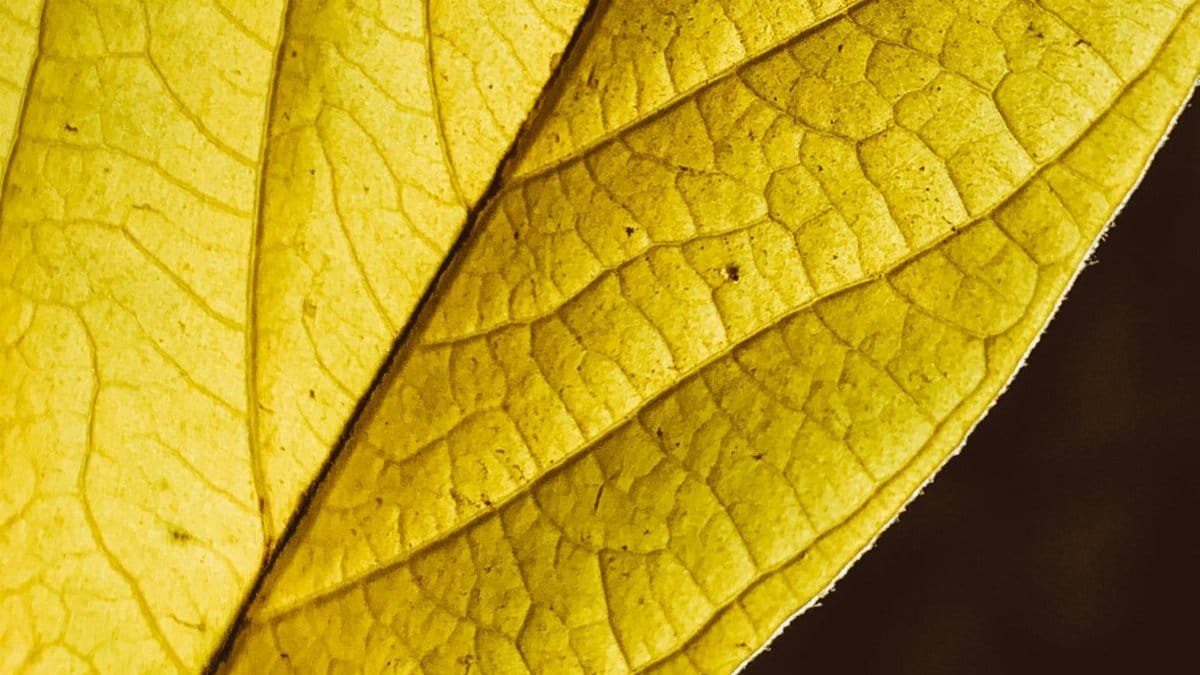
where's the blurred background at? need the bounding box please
[749,101,1199,673]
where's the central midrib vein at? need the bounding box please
[245,0,296,559]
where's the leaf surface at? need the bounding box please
[0,0,585,671]
[221,0,1200,672]
[0,0,1196,674]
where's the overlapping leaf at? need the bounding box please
[0,0,585,670]
[0,0,1197,673]
[225,0,1200,672]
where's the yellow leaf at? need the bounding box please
[223,1,1200,672]
[0,1,1195,674]
[0,0,586,671]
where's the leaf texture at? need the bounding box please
[0,0,1196,674]
[505,0,862,178]
[0,1,585,671]
[221,0,1200,672]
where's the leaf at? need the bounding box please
[0,0,586,671]
[218,0,1200,671]
[0,2,1196,675]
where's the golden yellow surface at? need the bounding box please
[1,0,1197,673]
[0,0,585,671]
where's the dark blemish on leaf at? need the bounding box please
[308,389,315,399]
[168,526,194,544]
[837,43,844,53]
[308,169,315,176]
[64,122,78,133]
[625,226,635,236]
[290,49,298,57]
[593,483,604,511]
[1074,38,1092,47]
[725,264,740,282]
[656,427,664,438]
[752,453,765,460]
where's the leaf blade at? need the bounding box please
[224,0,1200,672]
[251,0,591,544]
[0,1,588,671]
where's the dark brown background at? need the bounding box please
[749,101,1199,674]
